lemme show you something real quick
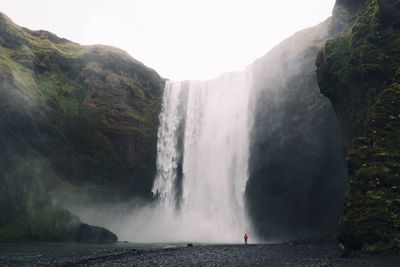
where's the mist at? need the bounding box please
[246,18,348,240]
[56,19,348,244]
[0,2,348,245]
[62,71,256,243]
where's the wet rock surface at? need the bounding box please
[0,240,398,266]
[317,0,400,253]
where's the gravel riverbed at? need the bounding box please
[0,240,399,266]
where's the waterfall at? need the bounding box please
[148,70,252,243]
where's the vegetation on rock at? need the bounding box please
[317,0,400,254]
[0,197,117,243]
[0,12,164,242]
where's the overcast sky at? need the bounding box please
[0,0,336,80]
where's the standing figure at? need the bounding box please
[244,233,248,244]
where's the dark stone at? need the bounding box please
[334,0,369,14]
[246,15,348,241]
[75,223,118,244]
[318,0,400,254]
[379,0,400,28]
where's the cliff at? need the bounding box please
[0,12,164,241]
[317,0,400,254]
[245,7,349,240]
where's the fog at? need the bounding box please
[246,17,348,240]
[63,72,256,243]
[0,1,350,244]
[60,18,348,243]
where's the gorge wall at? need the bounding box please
[245,9,349,241]
[0,12,164,241]
[317,0,400,254]
[1,0,398,250]
[0,5,350,243]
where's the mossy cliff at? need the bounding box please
[0,12,164,241]
[0,197,117,243]
[317,0,400,254]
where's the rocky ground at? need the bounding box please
[0,240,399,266]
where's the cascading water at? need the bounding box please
[61,16,347,245]
[144,70,253,243]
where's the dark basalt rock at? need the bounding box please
[335,0,369,14]
[379,0,400,28]
[0,198,118,243]
[317,0,400,254]
[76,224,118,244]
[246,13,348,240]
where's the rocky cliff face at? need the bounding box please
[0,12,164,241]
[245,10,349,240]
[317,0,400,254]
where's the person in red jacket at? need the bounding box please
[244,233,248,244]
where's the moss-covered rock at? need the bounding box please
[338,84,400,254]
[0,197,117,243]
[317,0,400,254]
[0,11,164,196]
[0,12,164,241]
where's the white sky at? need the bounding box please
[0,0,335,80]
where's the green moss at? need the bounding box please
[318,0,400,254]
[0,9,164,214]
[0,8,165,243]
[0,196,117,243]
[0,218,31,241]
[338,85,400,254]
[0,196,73,242]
